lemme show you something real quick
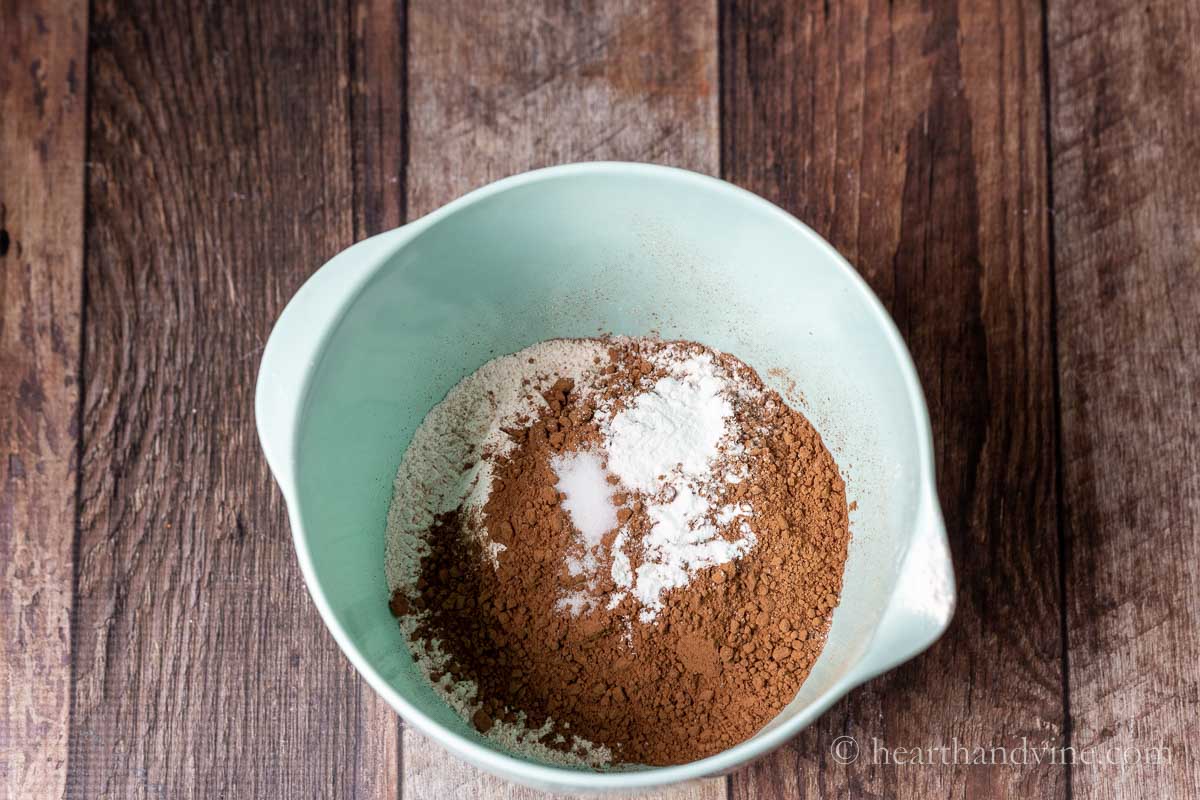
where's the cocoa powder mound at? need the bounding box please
[392,339,850,766]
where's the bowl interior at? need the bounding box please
[291,169,925,771]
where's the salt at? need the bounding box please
[552,451,618,549]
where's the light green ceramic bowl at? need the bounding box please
[255,162,954,793]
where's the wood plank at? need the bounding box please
[405,728,725,800]
[402,1,722,796]
[1047,0,1200,796]
[406,0,718,219]
[0,2,88,798]
[349,0,409,796]
[722,1,1064,797]
[351,0,408,240]
[66,1,393,796]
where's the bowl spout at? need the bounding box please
[848,486,956,684]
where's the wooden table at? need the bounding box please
[4,1,1197,797]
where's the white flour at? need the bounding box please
[606,354,735,492]
[599,348,757,621]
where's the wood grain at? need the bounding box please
[1048,0,1200,796]
[404,729,725,800]
[352,0,408,240]
[722,1,1064,797]
[402,0,722,796]
[0,0,1191,796]
[66,1,394,796]
[0,2,88,798]
[405,0,719,219]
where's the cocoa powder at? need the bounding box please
[390,339,850,766]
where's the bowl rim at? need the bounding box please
[259,161,946,791]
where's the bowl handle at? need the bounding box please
[254,225,421,501]
[847,487,956,684]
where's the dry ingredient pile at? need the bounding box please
[385,337,850,767]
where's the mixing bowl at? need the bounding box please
[255,162,955,793]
